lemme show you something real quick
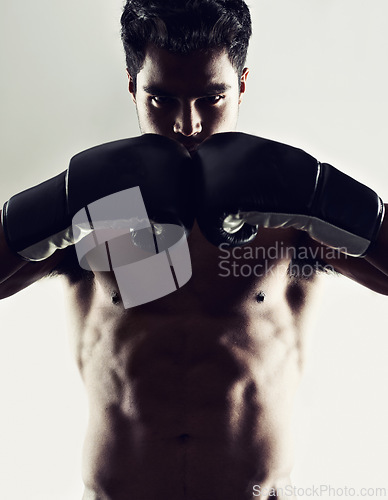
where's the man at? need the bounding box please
[0,1,387,500]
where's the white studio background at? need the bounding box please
[0,1,387,499]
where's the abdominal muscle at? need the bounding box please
[67,225,319,500]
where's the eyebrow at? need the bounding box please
[142,83,232,96]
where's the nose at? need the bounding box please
[173,102,202,137]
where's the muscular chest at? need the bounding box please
[65,225,319,365]
[71,223,321,316]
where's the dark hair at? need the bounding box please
[120,0,252,91]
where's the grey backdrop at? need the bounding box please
[1,1,387,498]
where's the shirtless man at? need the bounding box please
[1,1,388,499]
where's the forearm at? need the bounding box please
[0,210,26,285]
[308,204,388,295]
[0,210,65,299]
[365,204,388,277]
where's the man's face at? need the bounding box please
[127,44,249,153]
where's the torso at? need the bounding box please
[64,223,322,500]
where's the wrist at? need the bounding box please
[2,171,71,261]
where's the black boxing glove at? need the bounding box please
[194,132,384,256]
[2,134,194,263]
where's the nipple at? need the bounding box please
[255,291,266,303]
[111,291,121,305]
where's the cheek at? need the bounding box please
[204,102,239,132]
[137,101,173,133]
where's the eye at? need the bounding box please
[203,95,225,105]
[151,96,173,106]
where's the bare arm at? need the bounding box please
[0,209,65,299]
[310,204,388,295]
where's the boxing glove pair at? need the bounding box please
[2,132,384,266]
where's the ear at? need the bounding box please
[126,69,137,104]
[239,67,249,104]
